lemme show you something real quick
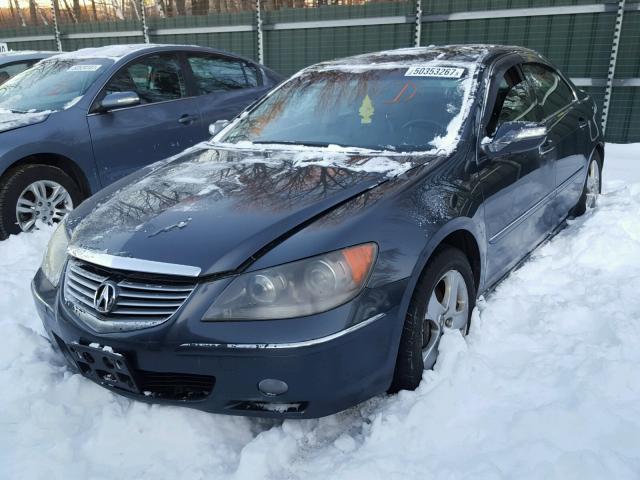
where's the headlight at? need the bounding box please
[204,243,377,320]
[41,221,69,287]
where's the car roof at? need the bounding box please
[47,43,256,64]
[0,51,56,65]
[311,44,539,71]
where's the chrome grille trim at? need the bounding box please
[63,259,196,332]
[67,246,202,277]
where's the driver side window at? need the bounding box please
[104,54,186,105]
[487,66,539,136]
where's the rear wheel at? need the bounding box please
[391,247,476,392]
[0,164,81,239]
[572,152,602,217]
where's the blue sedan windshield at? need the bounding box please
[0,57,113,112]
[221,66,474,152]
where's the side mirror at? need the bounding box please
[98,91,140,112]
[209,119,230,137]
[482,121,547,157]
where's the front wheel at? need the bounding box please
[390,246,476,392]
[0,164,82,240]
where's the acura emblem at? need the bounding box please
[94,281,118,314]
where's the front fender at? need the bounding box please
[0,110,100,193]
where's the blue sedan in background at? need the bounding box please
[0,44,282,238]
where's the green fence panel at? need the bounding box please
[59,20,144,51]
[263,2,414,75]
[421,12,615,79]
[607,87,640,143]
[0,25,57,51]
[149,12,257,60]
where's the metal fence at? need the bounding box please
[0,0,638,142]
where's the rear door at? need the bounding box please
[521,63,587,220]
[87,52,203,185]
[183,52,272,136]
[479,62,555,284]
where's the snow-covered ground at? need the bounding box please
[1,144,639,479]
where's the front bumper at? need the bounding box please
[32,269,406,419]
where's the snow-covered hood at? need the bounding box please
[67,145,418,276]
[0,109,51,134]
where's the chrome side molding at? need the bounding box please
[178,313,386,350]
[67,246,202,277]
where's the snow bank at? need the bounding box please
[1,144,640,479]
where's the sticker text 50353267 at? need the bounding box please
[405,66,465,78]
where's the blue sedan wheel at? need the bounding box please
[0,164,81,238]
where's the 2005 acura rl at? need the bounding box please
[32,45,603,418]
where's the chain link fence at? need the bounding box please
[0,0,638,142]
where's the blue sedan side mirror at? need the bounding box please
[99,91,141,112]
[482,121,547,157]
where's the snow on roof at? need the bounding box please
[311,44,495,72]
[50,44,167,61]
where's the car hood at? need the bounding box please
[68,144,415,276]
[0,109,51,134]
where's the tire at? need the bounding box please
[0,164,82,240]
[572,151,602,217]
[390,246,476,392]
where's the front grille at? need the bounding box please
[63,259,195,330]
[138,371,216,401]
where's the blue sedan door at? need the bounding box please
[87,53,203,185]
[183,52,272,136]
[478,63,556,286]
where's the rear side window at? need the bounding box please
[522,63,574,119]
[0,61,32,85]
[105,54,186,104]
[187,54,259,94]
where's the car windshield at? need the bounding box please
[221,65,475,153]
[0,57,113,113]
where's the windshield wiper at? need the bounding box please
[251,140,387,153]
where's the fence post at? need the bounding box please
[601,0,626,134]
[49,0,62,51]
[414,0,422,47]
[256,0,264,64]
[139,0,150,43]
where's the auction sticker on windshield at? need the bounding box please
[0,43,8,53]
[68,64,102,72]
[405,66,465,78]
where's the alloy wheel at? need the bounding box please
[422,269,469,364]
[15,180,73,232]
[585,159,601,209]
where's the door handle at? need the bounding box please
[539,139,555,155]
[178,114,198,125]
[578,117,589,129]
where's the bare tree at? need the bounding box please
[175,0,185,16]
[29,0,37,24]
[13,0,27,27]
